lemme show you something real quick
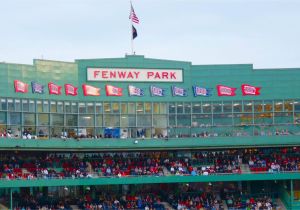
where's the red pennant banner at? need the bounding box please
[65,84,78,96]
[48,82,62,95]
[217,85,237,96]
[14,80,28,93]
[241,84,261,96]
[82,84,101,96]
[105,85,123,96]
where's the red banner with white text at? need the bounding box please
[217,85,237,96]
[241,84,261,96]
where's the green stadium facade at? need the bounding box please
[0,55,300,209]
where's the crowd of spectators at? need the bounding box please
[0,147,299,181]
[168,192,222,210]
[222,189,275,210]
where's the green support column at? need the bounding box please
[290,179,294,209]
[10,188,12,210]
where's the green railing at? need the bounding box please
[0,135,299,151]
[1,172,300,188]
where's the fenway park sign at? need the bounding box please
[87,68,183,82]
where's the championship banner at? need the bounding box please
[31,81,44,94]
[217,85,236,96]
[193,86,212,97]
[241,84,261,96]
[65,84,78,96]
[172,86,188,97]
[48,82,62,95]
[14,80,28,93]
[82,84,101,96]
[150,85,166,97]
[106,85,123,96]
[128,85,144,96]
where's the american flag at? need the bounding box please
[130,3,139,24]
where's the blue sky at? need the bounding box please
[0,0,299,68]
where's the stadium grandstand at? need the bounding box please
[0,55,300,209]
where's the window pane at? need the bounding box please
[212,102,222,113]
[184,103,191,113]
[66,114,77,126]
[8,112,21,125]
[104,103,111,113]
[264,100,273,112]
[29,100,35,112]
[177,114,191,126]
[50,101,56,112]
[22,100,29,112]
[71,102,78,113]
[128,103,135,114]
[43,101,49,112]
[104,114,120,127]
[65,102,71,113]
[202,102,211,113]
[144,102,151,113]
[137,115,151,126]
[254,101,263,112]
[136,102,144,113]
[213,114,232,126]
[223,101,232,113]
[254,113,273,125]
[79,102,86,113]
[233,101,242,112]
[15,99,21,111]
[274,112,293,124]
[0,112,6,124]
[192,114,211,127]
[112,103,119,113]
[96,103,102,113]
[284,100,293,112]
[274,100,283,112]
[7,99,14,111]
[23,113,35,125]
[233,113,252,125]
[121,103,127,114]
[153,103,159,114]
[57,101,64,113]
[192,103,201,113]
[79,115,94,126]
[96,115,103,126]
[244,101,253,112]
[160,103,167,114]
[37,100,43,112]
[51,114,64,126]
[121,115,136,127]
[87,103,94,113]
[169,103,176,114]
[153,115,168,127]
[38,114,49,126]
[177,103,183,114]
[169,115,176,126]
[1,99,7,110]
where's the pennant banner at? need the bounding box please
[14,80,28,93]
[217,85,237,96]
[241,84,261,96]
[31,81,44,94]
[193,86,212,97]
[65,84,78,96]
[150,85,166,97]
[82,84,101,96]
[48,82,62,95]
[128,85,144,96]
[172,86,188,97]
[106,85,123,96]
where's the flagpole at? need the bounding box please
[130,0,134,55]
